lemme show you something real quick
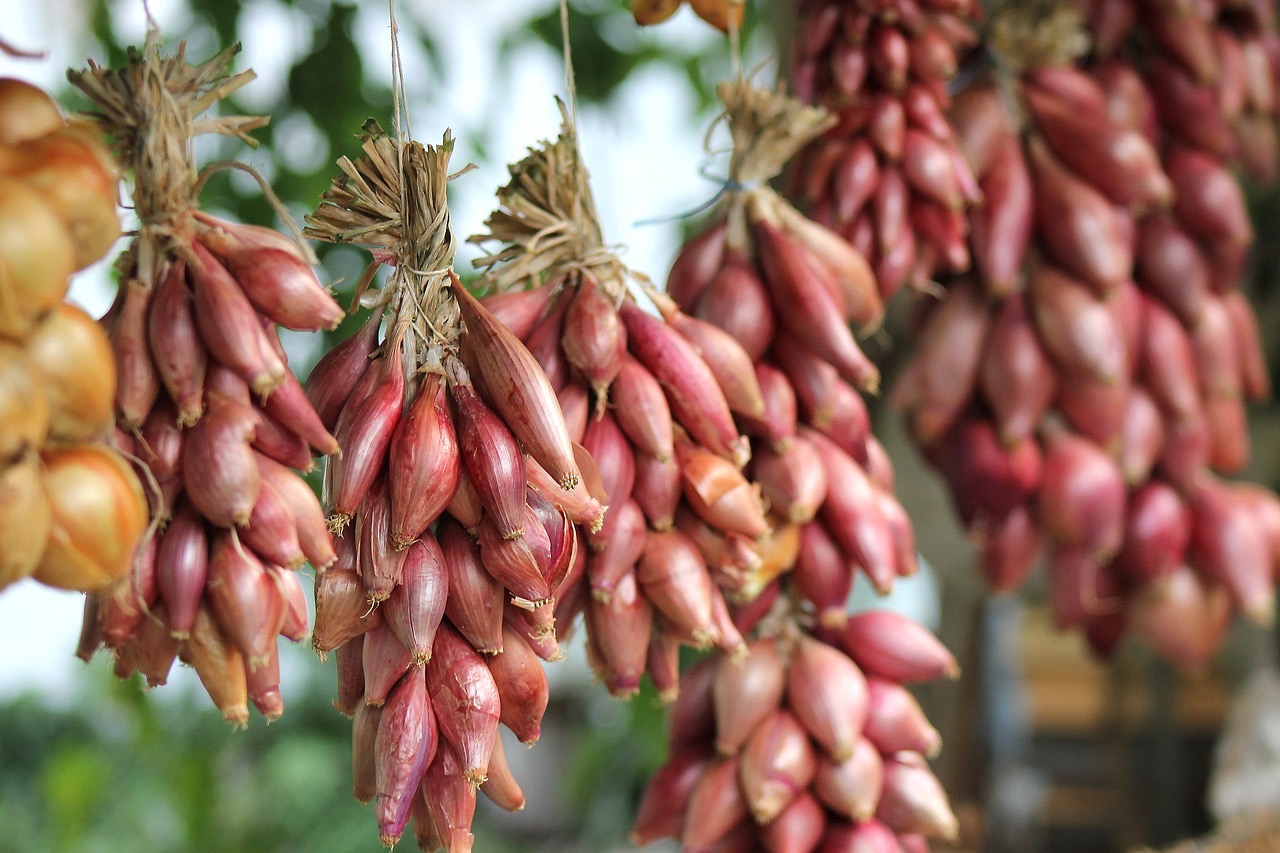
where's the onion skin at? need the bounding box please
[110,278,160,432]
[632,451,681,532]
[419,740,478,853]
[449,367,527,541]
[113,600,179,688]
[382,535,448,665]
[453,277,582,492]
[327,340,405,527]
[876,753,960,841]
[561,273,627,401]
[206,529,285,667]
[35,444,147,592]
[240,478,305,571]
[863,677,942,757]
[0,125,120,270]
[311,566,383,656]
[620,300,747,467]
[681,756,750,852]
[182,397,262,529]
[197,223,343,333]
[0,341,49,462]
[0,178,73,340]
[1038,431,1127,561]
[821,817,900,852]
[0,78,63,145]
[488,621,550,744]
[1027,262,1128,385]
[761,792,825,853]
[477,519,550,605]
[667,310,766,419]
[479,732,526,813]
[426,623,502,786]
[438,516,505,655]
[273,566,309,643]
[155,502,209,639]
[0,451,51,590]
[352,700,382,802]
[305,310,380,432]
[331,635,364,717]
[261,370,339,457]
[583,411,634,512]
[738,709,817,825]
[586,498,646,601]
[389,372,460,549]
[187,241,285,397]
[1113,481,1189,587]
[585,568,653,697]
[611,356,675,463]
[481,283,555,341]
[631,747,713,846]
[147,260,206,426]
[786,634,868,762]
[667,219,726,311]
[807,429,896,594]
[355,476,407,604]
[374,667,437,848]
[813,738,884,821]
[794,521,853,627]
[638,530,718,648]
[753,217,881,393]
[179,603,250,727]
[361,621,414,708]
[712,637,786,756]
[694,252,777,363]
[980,291,1057,447]
[970,132,1032,297]
[839,610,958,683]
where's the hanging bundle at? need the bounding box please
[305,116,595,849]
[69,33,339,724]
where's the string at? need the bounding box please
[727,0,744,83]
[633,164,757,227]
[558,0,578,126]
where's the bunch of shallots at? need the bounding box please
[468,106,784,701]
[668,82,922,622]
[634,613,959,850]
[892,2,1280,666]
[625,80,958,849]
[0,76,146,595]
[788,0,982,299]
[68,40,338,724]
[304,123,593,850]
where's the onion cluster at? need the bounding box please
[886,1,1280,665]
[304,125,599,850]
[635,613,959,850]
[788,0,982,300]
[0,76,146,596]
[69,43,338,724]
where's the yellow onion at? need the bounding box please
[25,302,115,442]
[0,178,73,338]
[0,340,48,460]
[0,78,63,146]
[0,450,51,590]
[33,444,148,591]
[0,123,119,270]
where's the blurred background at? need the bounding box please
[2,1,1280,851]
